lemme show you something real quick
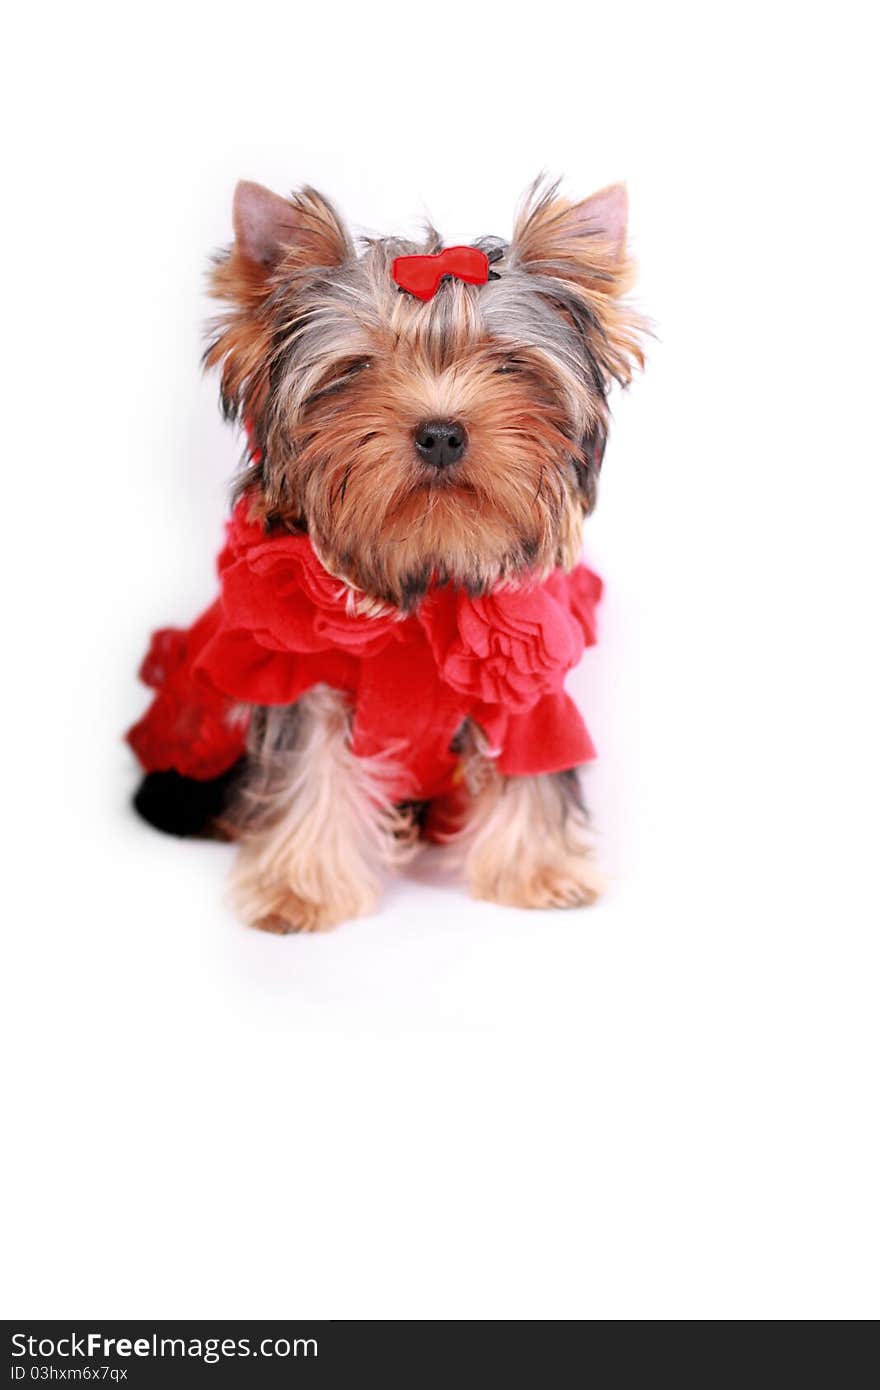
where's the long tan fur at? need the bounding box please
[230,687,415,933]
[459,763,606,909]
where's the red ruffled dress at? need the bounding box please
[127,497,602,802]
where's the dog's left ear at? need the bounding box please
[511,179,645,388]
[512,181,629,280]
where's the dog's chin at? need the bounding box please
[350,554,523,610]
[316,520,556,611]
[305,454,584,609]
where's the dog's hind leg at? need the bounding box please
[228,686,415,933]
[133,763,246,839]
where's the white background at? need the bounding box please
[3,1,878,1319]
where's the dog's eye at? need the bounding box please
[328,358,372,387]
[494,357,527,375]
[304,359,371,405]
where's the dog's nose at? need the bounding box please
[414,419,468,469]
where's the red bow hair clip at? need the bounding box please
[392,245,499,301]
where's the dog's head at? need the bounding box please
[205,178,646,607]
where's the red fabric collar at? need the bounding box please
[128,498,602,801]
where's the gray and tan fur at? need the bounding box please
[197,177,646,930]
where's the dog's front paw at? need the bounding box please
[469,847,606,909]
[230,865,379,935]
[462,770,606,911]
[251,902,333,934]
[248,891,374,935]
[467,817,603,906]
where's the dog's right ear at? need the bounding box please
[231,180,352,271]
[204,182,351,426]
[232,180,301,268]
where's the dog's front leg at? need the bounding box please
[229,687,412,933]
[462,767,605,909]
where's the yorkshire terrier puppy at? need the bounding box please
[128,178,646,932]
